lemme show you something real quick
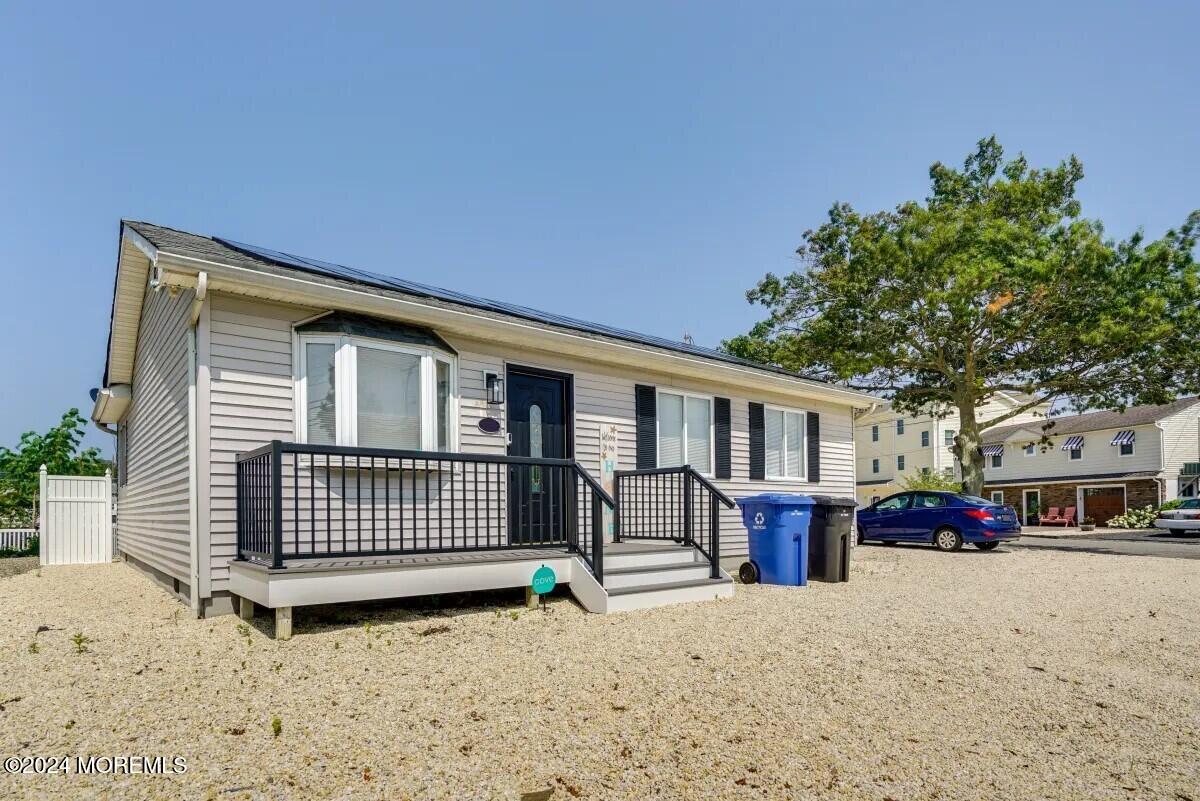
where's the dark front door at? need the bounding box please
[506,366,572,545]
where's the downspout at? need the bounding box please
[187,272,208,617]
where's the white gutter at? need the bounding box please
[91,384,131,425]
[151,252,876,408]
[186,271,208,617]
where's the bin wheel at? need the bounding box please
[738,561,759,584]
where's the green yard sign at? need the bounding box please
[531,565,556,595]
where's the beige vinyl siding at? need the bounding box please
[202,296,860,582]
[207,294,317,592]
[854,396,1052,492]
[982,423,1163,483]
[1158,403,1200,497]
[117,283,193,587]
[450,338,855,557]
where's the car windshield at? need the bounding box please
[953,494,995,506]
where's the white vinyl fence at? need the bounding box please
[0,529,36,551]
[39,466,114,565]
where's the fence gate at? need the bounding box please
[39,467,113,565]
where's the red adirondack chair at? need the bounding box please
[1038,507,1062,525]
[1061,506,1078,526]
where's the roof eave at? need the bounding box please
[150,248,876,408]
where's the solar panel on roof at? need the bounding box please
[213,235,784,372]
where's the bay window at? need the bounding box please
[657,391,712,474]
[298,335,456,451]
[765,405,807,480]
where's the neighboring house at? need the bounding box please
[90,221,872,634]
[980,397,1200,525]
[853,394,1051,507]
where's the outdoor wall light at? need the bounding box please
[485,373,505,405]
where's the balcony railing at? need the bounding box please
[236,442,613,583]
[612,465,735,579]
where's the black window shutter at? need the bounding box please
[714,397,731,479]
[807,411,821,483]
[635,384,657,469]
[748,402,765,480]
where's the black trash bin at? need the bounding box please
[806,496,856,582]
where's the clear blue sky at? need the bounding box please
[1,2,1196,456]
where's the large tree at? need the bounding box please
[725,138,1200,494]
[0,409,108,526]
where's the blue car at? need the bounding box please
[857,491,1021,551]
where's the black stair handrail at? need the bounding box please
[611,465,734,579]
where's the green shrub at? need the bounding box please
[1159,499,1186,512]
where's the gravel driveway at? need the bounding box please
[0,546,1196,800]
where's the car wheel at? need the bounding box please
[974,541,1001,551]
[856,526,866,546]
[738,561,759,584]
[1168,529,1185,537]
[934,527,963,552]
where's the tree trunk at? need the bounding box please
[953,399,987,496]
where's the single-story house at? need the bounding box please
[980,397,1200,525]
[91,220,871,635]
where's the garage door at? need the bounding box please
[1081,486,1125,525]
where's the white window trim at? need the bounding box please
[896,455,905,472]
[871,458,880,474]
[990,490,1004,504]
[655,389,715,476]
[990,452,1004,470]
[1117,441,1135,458]
[763,403,809,481]
[294,332,458,451]
[921,431,930,447]
[871,425,879,442]
[1068,447,1083,462]
[1023,443,1036,457]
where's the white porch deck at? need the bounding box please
[228,541,732,638]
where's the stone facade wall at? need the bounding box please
[983,478,1164,523]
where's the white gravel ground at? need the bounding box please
[1,546,1197,801]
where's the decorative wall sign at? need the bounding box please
[478,417,502,434]
[600,424,619,536]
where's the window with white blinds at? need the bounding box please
[657,391,712,474]
[356,346,422,449]
[299,335,456,450]
[765,406,806,479]
[304,342,338,445]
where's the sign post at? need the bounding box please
[526,564,557,611]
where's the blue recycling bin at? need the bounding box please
[736,494,816,586]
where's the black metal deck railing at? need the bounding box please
[612,465,736,579]
[236,441,613,583]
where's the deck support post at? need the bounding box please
[275,606,293,640]
[524,586,539,609]
[238,596,255,621]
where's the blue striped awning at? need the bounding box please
[1110,430,1135,446]
[981,444,1005,456]
[1060,435,1085,451]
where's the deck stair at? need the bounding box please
[568,541,734,613]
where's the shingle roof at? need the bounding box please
[121,220,865,396]
[983,396,1200,443]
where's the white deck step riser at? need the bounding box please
[604,581,735,613]
[605,550,698,569]
[604,565,713,589]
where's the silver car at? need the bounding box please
[1154,499,1200,534]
